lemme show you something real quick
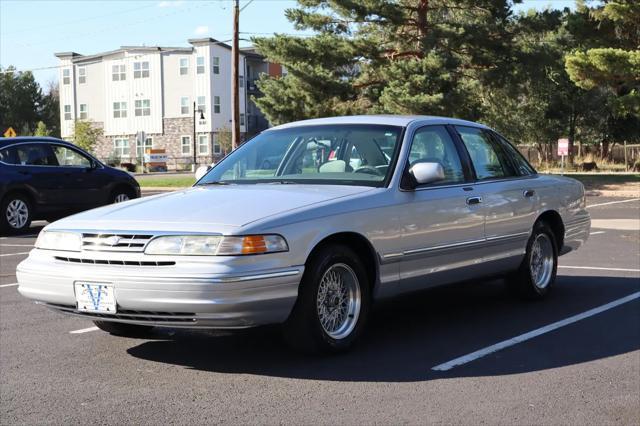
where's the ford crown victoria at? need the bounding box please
[17,116,590,353]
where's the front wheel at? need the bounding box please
[283,244,371,354]
[93,321,153,337]
[110,187,134,204]
[507,221,558,299]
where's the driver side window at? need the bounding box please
[52,145,92,167]
[409,126,465,185]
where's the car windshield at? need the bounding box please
[197,124,403,187]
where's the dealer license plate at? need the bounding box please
[74,283,117,314]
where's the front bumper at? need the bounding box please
[17,249,303,329]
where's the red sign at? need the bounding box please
[557,138,569,156]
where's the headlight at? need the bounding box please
[144,234,288,256]
[35,231,82,252]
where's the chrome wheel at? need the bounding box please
[114,193,130,203]
[316,263,361,340]
[530,233,554,289]
[6,199,29,229]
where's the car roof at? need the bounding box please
[268,115,489,130]
[0,136,73,148]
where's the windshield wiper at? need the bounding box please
[198,181,231,186]
[264,180,298,185]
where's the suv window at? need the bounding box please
[14,144,59,166]
[52,145,92,167]
[408,125,465,185]
[456,126,514,180]
[490,132,536,176]
[0,146,18,164]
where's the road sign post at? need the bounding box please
[557,138,569,175]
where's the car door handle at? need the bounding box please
[523,189,535,198]
[466,196,482,205]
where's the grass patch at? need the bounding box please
[136,175,196,188]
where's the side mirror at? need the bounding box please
[195,165,211,181]
[409,162,445,187]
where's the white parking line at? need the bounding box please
[589,231,606,235]
[0,283,18,288]
[560,265,640,273]
[432,291,640,371]
[0,252,30,257]
[587,198,640,208]
[69,326,99,334]
[0,244,34,247]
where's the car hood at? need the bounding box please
[49,184,374,233]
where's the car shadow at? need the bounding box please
[0,223,45,237]
[126,275,640,382]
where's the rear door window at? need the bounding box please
[0,146,18,164]
[14,144,59,166]
[490,132,536,176]
[455,126,515,180]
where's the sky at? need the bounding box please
[0,0,576,88]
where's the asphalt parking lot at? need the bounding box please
[1,196,639,424]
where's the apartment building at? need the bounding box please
[55,38,281,166]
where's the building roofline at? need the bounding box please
[54,52,82,59]
[188,37,232,50]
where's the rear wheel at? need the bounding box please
[507,221,558,299]
[1,194,32,234]
[93,320,153,337]
[283,244,371,354]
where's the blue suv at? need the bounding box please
[0,137,140,234]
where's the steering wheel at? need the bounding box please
[354,166,383,176]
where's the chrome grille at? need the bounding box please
[82,233,154,252]
[55,256,174,266]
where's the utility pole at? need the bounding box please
[231,0,240,151]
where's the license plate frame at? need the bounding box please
[74,282,117,314]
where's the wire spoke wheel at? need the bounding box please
[530,233,554,289]
[6,199,29,229]
[316,263,361,340]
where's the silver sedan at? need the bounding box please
[17,115,590,353]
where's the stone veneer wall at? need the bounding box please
[89,117,229,170]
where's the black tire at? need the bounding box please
[283,243,371,354]
[0,193,32,234]
[93,320,153,337]
[507,221,558,299]
[110,186,135,204]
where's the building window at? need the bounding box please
[213,96,220,114]
[180,97,190,115]
[212,57,220,74]
[179,58,189,75]
[239,75,244,89]
[113,102,127,118]
[112,64,126,81]
[79,104,88,120]
[196,56,205,74]
[198,134,209,155]
[62,69,70,85]
[136,137,153,158]
[213,134,221,154]
[135,99,151,116]
[197,96,206,114]
[181,136,191,155]
[64,105,72,120]
[114,138,130,158]
[78,67,86,84]
[134,61,149,78]
[240,113,245,126]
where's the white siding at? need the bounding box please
[58,58,76,138]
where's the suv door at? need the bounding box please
[396,125,485,293]
[50,144,110,208]
[12,143,65,208]
[454,126,537,265]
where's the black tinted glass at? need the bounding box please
[15,144,58,166]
